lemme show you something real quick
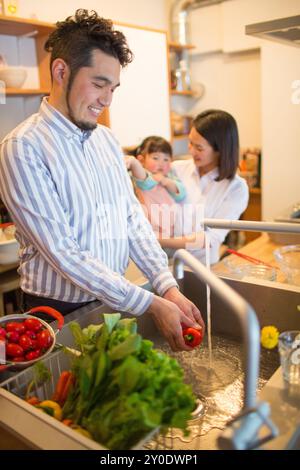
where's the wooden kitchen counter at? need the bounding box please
[212,233,286,283]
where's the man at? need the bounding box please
[0,10,203,351]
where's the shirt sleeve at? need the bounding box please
[166,170,186,202]
[134,171,158,191]
[0,137,155,316]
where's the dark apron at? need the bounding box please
[20,291,92,321]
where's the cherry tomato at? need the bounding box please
[24,318,43,333]
[25,330,37,340]
[12,356,25,362]
[36,329,52,349]
[5,322,26,335]
[25,349,41,361]
[30,339,38,350]
[182,327,203,348]
[6,343,24,357]
[6,331,20,343]
[19,334,33,351]
[0,327,6,338]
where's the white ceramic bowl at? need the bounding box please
[0,238,19,264]
[0,67,27,88]
[273,244,300,286]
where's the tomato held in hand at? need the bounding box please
[182,327,203,348]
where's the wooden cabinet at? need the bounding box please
[0,14,54,95]
[241,188,262,242]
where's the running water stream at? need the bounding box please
[204,230,213,369]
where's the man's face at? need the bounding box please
[66,49,121,131]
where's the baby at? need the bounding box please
[125,136,186,238]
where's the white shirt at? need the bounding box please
[172,158,249,264]
[0,98,178,314]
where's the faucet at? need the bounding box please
[203,218,300,234]
[173,248,278,450]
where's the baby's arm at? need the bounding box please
[159,173,186,202]
[124,155,147,180]
[125,156,157,190]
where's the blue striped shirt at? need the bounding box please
[0,98,177,315]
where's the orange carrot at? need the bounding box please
[59,372,75,406]
[52,371,72,402]
[62,418,73,426]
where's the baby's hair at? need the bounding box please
[129,136,173,158]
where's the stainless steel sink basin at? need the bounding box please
[55,271,300,450]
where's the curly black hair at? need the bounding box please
[45,9,133,80]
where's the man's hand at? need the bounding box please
[163,287,205,333]
[145,294,203,352]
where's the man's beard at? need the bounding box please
[66,77,98,132]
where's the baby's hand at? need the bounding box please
[124,155,136,170]
[152,172,165,183]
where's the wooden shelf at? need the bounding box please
[249,188,261,195]
[170,89,195,96]
[168,42,195,51]
[6,88,50,96]
[172,134,189,141]
[0,15,55,36]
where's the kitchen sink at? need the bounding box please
[1,271,300,450]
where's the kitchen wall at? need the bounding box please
[189,49,261,148]
[261,42,300,220]
[17,0,168,30]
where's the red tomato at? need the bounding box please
[5,322,26,335]
[6,343,24,357]
[0,327,6,338]
[25,330,37,340]
[24,318,43,332]
[25,349,41,361]
[6,331,20,343]
[36,329,52,349]
[12,356,25,362]
[30,339,38,350]
[19,334,33,351]
[182,327,203,348]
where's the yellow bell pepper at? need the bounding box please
[71,425,92,439]
[38,400,63,421]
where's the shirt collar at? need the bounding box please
[191,163,219,181]
[39,97,92,142]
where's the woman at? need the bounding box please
[160,109,249,264]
